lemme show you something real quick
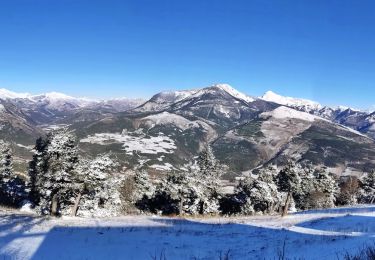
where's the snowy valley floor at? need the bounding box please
[0,206,375,260]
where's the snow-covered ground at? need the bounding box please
[0,205,375,259]
[80,132,177,155]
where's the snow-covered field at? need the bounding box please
[1,206,375,259]
[80,132,177,155]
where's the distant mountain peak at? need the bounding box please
[43,92,76,100]
[261,90,322,112]
[0,88,32,99]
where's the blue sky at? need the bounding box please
[0,0,374,108]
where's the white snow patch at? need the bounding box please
[150,163,174,171]
[80,132,176,155]
[19,201,34,213]
[260,106,320,122]
[16,144,34,150]
[141,112,201,130]
[217,105,231,118]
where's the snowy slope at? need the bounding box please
[214,84,255,103]
[260,106,321,122]
[261,91,322,112]
[0,89,31,99]
[0,206,375,259]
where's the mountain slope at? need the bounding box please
[261,90,375,139]
[213,106,375,177]
[72,85,375,178]
[0,85,373,178]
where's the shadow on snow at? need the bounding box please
[0,214,374,259]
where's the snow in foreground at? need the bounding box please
[0,206,375,259]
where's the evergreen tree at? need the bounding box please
[233,166,281,215]
[144,146,223,216]
[73,154,121,217]
[360,171,375,204]
[195,146,222,214]
[0,140,26,206]
[133,170,155,202]
[133,170,156,213]
[29,128,79,215]
[337,176,360,205]
[293,164,315,210]
[28,136,50,205]
[277,160,301,216]
[310,169,338,209]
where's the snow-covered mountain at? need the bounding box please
[0,88,144,112]
[0,88,32,99]
[260,90,375,139]
[0,84,374,178]
[261,91,322,113]
[0,88,144,124]
[72,84,375,177]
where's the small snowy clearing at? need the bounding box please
[141,112,203,131]
[80,132,176,155]
[1,206,375,259]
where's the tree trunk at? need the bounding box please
[282,192,292,217]
[71,192,82,217]
[199,201,204,215]
[51,193,59,216]
[178,192,184,216]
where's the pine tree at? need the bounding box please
[277,160,301,216]
[134,170,154,202]
[29,128,79,215]
[310,169,338,208]
[160,166,204,215]
[361,171,375,204]
[28,136,50,205]
[233,166,281,215]
[147,147,223,216]
[73,154,121,217]
[195,146,222,214]
[133,170,157,213]
[0,140,26,206]
[337,175,360,205]
[0,140,13,182]
[293,164,315,210]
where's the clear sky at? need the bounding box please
[0,0,374,109]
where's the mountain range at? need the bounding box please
[0,84,374,179]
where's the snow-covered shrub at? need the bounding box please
[74,154,122,217]
[336,175,360,206]
[142,146,224,216]
[225,165,281,215]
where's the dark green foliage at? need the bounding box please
[235,120,265,139]
[277,161,301,194]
